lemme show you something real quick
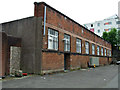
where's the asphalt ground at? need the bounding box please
[1,65,119,88]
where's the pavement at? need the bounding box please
[1,65,119,88]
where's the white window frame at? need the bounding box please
[92,44,95,55]
[85,42,89,54]
[48,28,58,50]
[104,49,106,56]
[76,38,81,53]
[97,46,100,55]
[101,47,103,56]
[64,34,70,52]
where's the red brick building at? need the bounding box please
[34,2,112,73]
[0,2,112,76]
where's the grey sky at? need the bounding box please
[0,0,119,25]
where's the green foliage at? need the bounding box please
[102,28,118,46]
[118,30,120,45]
[102,32,108,41]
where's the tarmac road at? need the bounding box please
[2,65,119,88]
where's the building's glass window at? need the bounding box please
[105,48,106,56]
[107,50,109,56]
[48,28,58,50]
[104,22,112,25]
[98,30,100,33]
[109,22,112,24]
[117,21,120,24]
[101,47,103,56]
[97,46,100,55]
[98,23,100,26]
[64,34,70,51]
[92,44,95,55]
[107,50,111,56]
[104,29,109,32]
[76,38,81,53]
[109,50,111,56]
[85,42,89,54]
[82,28,84,34]
[91,24,93,27]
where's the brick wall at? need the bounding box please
[34,2,112,72]
[70,55,89,69]
[42,52,64,73]
[0,32,8,77]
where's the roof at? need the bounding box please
[1,16,34,24]
[105,14,118,20]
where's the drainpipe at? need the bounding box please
[43,6,46,36]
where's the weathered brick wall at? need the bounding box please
[42,52,64,73]
[99,57,108,65]
[70,55,89,69]
[34,2,112,72]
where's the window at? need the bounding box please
[101,47,103,56]
[104,29,109,32]
[91,24,93,27]
[92,44,95,55]
[98,30,100,33]
[104,22,112,25]
[76,38,81,53]
[117,21,120,24]
[109,22,112,24]
[64,34,70,51]
[109,50,111,56]
[85,42,89,54]
[97,23,100,26]
[48,28,58,50]
[107,50,109,56]
[104,48,106,56]
[82,28,84,34]
[97,46,100,55]
[107,50,111,56]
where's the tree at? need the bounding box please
[102,28,117,46]
[117,30,120,45]
[102,32,108,41]
[108,28,117,46]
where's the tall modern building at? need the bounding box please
[118,1,120,29]
[84,14,119,37]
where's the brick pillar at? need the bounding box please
[0,32,8,77]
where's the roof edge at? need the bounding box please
[1,16,34,24]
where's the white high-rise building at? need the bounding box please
[84,14,119,37]
[118,1,120,29]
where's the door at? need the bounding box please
[64,53,70,70]
[10,46,21,75]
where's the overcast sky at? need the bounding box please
[0,0,119,25]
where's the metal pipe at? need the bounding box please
[43,6,46,35]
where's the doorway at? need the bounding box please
[9,46,21,75]
[64,53,70,70]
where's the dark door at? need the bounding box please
[107,57,109,64]
[64,53,70,70]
